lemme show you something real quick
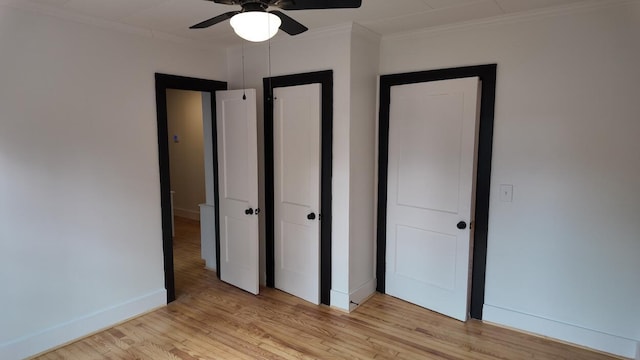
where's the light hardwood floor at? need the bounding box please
[35,217,622,359]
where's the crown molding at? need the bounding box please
[382,0,636,42]
[0,1,222,51]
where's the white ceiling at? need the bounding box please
[4,0,594,46]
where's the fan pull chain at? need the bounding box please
[241,41,246,100]
[268,23,273,102]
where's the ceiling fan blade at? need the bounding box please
[210,0,241,4]
[190,11,239,29]
[270,11,308,35]
[277,0,361,10]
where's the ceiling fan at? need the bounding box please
[191,0,363,42]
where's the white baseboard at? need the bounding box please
[349,279,376,311]
[0,289,166,360]
[483,304,637,359]
[331,280,377,313]
[174,207,200,221]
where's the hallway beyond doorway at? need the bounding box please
[172,216,212,299]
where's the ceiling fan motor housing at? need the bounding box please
[239,1,269,12]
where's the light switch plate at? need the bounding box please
[499,184,513,202]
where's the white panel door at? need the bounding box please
[386,77,480,321]
[216,89,259,295]
[273,83,321,304]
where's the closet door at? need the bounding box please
[386,77,480,321]
[273,83,322,304]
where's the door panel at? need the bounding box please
[216,89,259,295]
[396,92,465,213]
[273,83,321,304]
[395,225,457,290]
[386,77,480,321]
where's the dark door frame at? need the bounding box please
[155,73,227,303]
[263,70,333,306]
[376,64,497,319]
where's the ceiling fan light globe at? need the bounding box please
[230,12,281,42]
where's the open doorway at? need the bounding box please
[166,89,207,299]
[155,73,227,303]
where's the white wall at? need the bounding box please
[226,26,354,308]
[227,25,381,311]
[0,5,226,359]
[348,24,380,309]
[167,89,206,220]
[380,2,640,358]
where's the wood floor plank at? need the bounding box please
[33,217,625,360]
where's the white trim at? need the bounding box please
[483,304,638,359]
[349,279,376,312]
[381,0,634,44]
[0,289,166,360]
[174,208,200,221]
